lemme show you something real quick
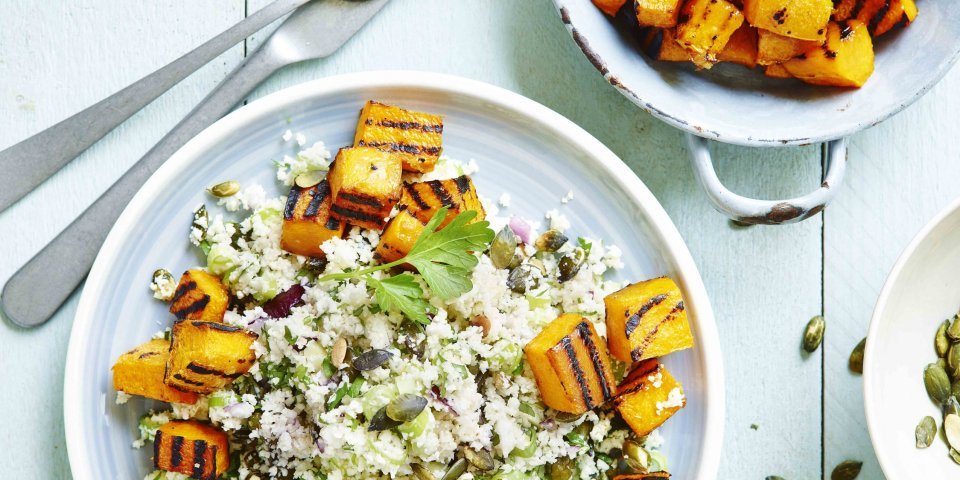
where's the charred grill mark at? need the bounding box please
[284,187,303,220]
[193,440,208,479]
[869,0,892,34]
[325,218,341,230]
[173,295,210,319]
[303,181,330,218]
[823,47,838,59]
[170,436,184,467]
[624,294,669,337]
[358,140,441,156]
[839,21,854,39]
[376,119,443,133]
[153,431,163,467]
[187,362,242,379]
[138,352,159,359]
[772,7,787,24]
[339,192,383,208]
[191,321,244,333]
[331,204,383,224]
[173,281,197,302]
[404,183,431,211]
[850,0,865,21]
[173,374,206,386]
[559,336,593,408]
[454,176,471,195]
[427,181,458,209]
[576,322,612,401]
[646,29,665,58]
[632,301,686,361]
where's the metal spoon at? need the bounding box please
[1,0,390,328]
[0,0,311,214]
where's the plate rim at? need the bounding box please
[63,70,725,479]
[864,196,960,478]
[552,0,960,148]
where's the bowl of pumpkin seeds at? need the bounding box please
[865,197,960,478]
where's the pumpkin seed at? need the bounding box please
[209,180,240,197]
[952,380,960,399]
[802,316,825,353]
[331,338,348,368]
[949,317,960,341]
[916,416,936,448]
[547,457,577,480]
[951,448,960,465]
[943,396,960,418]
[946,414,960,451]
[461,447,494,471]
[765,477,786,480]
[535,229,568,252]
[303,256,328,276]
[938,358,948,371]
[439,458,467,480]
[367,406,402,432]
[622,439,649,471]
[830,460,862,480]
[412,464,436,480]
[352,349,393,371]
[506,264,540,294]
[385,393,427,422]
[294,170,325,189]
[490,226,521,269]
[949,345,960,375]
[554,411,583,423]
[925,363,952,404]
[849,338,865,374]
[557,249,585,282]
[937,320,951,357]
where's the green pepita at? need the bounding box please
[352,349,392,371]
[385,393,427,422]
[949,345,960,375]
[925,363,952,405]
[916,416,936,448]
[948,317,960,341]
[849,338,865,374]
[490,226,521,270]
[554,411,583,423]
[439,458,467,480]
[951,448,960,465]
[802,316,825,353]
[943,396,960,418]
[367,406,402,432]
[557,249,585,283]
[547,457,577,480]
[209,180,240,197]
[622,439,649,471]
[535,229,568,252]
[830,460,863,480]
[937,320,951,357]
[765,477,786,480]
[946,414,960,451]
[461,447,494,471]
[506,264,540,294]
[412,464,436,480]
[294,170,325,189]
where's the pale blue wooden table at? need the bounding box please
[2,1,958,478]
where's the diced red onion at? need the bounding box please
[509,216,533,244]
[262,284,306,318]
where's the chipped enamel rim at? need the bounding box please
[64,71,724,479]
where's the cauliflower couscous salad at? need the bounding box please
[111,101,696,480]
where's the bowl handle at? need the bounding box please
[685,133,847,225]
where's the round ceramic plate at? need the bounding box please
[63,71,724,479]
[553,0,960,146]
[865,198,960,478]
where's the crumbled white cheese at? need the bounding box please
[282,129,293,142]
[295,132,307,146]
[655,387,685,415]
[115,391,131,405]
[498,193,511,208]
[545,209,571,232]
[149,273,177,301]
[562,190,574,204]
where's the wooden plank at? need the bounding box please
[823,66,960,479]
[0,1,244,477]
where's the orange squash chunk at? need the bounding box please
[604,277,694,363]
[744,0,832,41]
[635,0,684,28]
[327,147,403,230]
[764,63,793,78]
[614,360,686,437]
[165,321,257,394]
[280,180,345,257]
[639,28,692,62]
[676,0,744,69]
[757,29,817,65]
[594,0,629,16]
[169,270,229,323]
[784,20,874,87]
[718,24,759,68]
[112,339,199,404]
[375,209,425,264]
[832,0,917,36]
[354,101,443,173]
[154,420,229,480]
[524,314,617,414]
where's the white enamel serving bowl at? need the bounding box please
[63,72,724,479]
[865,198,960,478]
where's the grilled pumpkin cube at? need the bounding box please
[614,360,686,437]
[374,209,426,264]
[399,176,485,228]
[757,29,817,65]
[112,339,199,404]
[676,0,744,69]
[594,0,629,16]
[354,101,443,173]
[169,269,229,322]
[165,321,257,394]
[524,314,617,414]
[718,24,759,68]
[764,63,793,78]
[784,20,874,87]
[635,0,684,28]
[281,180,345,257]
[639,28,692,62]
[604,277,694,363]
[154,420,229,480]
[744,0,832,40]
[832,0,917,36]
[327,147,403,230]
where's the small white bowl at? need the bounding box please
[866,197,960,477]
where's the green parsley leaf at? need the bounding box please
[368,275,431,326]
[403,208,495,299]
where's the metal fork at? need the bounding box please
[1,0,390,328]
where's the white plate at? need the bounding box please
[63,71,724,479]
[866,197,960,478]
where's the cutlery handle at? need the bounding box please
[0,47,284,329]
[686,134,847,225]
[0,0,308,214]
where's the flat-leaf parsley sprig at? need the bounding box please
[317,208,495,324]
